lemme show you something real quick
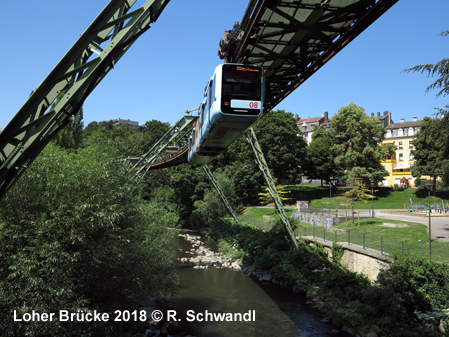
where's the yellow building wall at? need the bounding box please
[381,138,416,187]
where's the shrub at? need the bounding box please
[0,143,179,336]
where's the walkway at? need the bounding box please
[375,210,449,242]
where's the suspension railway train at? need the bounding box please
[188,63,264,165]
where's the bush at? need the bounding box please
[0,143,179,336]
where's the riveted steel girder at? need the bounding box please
[245,127,298,248]
[228,0,399,113]
[202,165,240,223]
[131,115,197,176]
[0,0,171,199]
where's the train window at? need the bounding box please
[208,80,213,112]
[221,64,262,114]
[200,103,205,127]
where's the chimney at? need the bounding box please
[371,112,374,117]
[321,111,329,122]
[412,117,418,122]
[377,112,380,117]
[400,118,405,123]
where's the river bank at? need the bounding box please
[173,231,346,337]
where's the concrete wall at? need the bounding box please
[307,237,390,281]
[340,248,390,281]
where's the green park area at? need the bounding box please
[283,185,449,210]
[241,186,449,263]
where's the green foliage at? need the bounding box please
[331,104,388,184]
[191,170,238,227]
[0,142,178,336]
[378,256,449,312]
[411,116,447,191]
[82,119,170,157]
[305,125,342,183]
[403,30,449,98]
[206,217,449,336]
[253,110,307,184]
[258,181,289,205]
[345,178,374,203]
[212,109,308,202]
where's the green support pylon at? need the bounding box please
[202,165,240,224]
[0,0,171,200]
[132,114,196,176]
[244,127,298,249]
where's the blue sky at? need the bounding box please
[0,0,447,130]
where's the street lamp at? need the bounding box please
[371,182,375,218]
[425,183,432,260]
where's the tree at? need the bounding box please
[305,125,342,185]
[410,117,446,192]
[404,30,449,188]
[330,103,388,184]
[253,109,308,184]
[191,170,239,227]
[403,31,449,98]
[212,109,308,202]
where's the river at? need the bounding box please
[169,234,346,337]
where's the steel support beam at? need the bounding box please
[0,0,171,200]
[245,127,298,248]
[202,165,240,224]
[132,115,197,176]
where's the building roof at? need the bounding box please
[386,120,421,129]
[296,116,324,125]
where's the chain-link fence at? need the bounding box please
[238,214,443,260]
[295,225,403,256]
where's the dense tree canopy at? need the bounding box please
[330,103,388,184]
[305,125,342,184]
[411,117,446,191]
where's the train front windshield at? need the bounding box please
[221,64,262,115]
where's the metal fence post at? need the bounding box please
[381,237,383,255]
[323,228,326,242]
[348,230,350,245]
[363,233,366,249]
[313,226,316,239]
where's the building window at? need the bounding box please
[303,126,306,132]
[398,153,404,161]
[409,152,414,160]
[386,130,392,138]
[398,128,404,137]
[409,140,413,149]
[398,141,403,149]
[409,127,414,136]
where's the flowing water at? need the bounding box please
[169,234,346,337]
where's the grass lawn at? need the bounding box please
[283,185,449,210]
[241,206,449,263]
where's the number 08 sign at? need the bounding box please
[231,100,261,110]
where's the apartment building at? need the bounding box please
[381,117,421,187]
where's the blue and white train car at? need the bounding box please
[188,63,264,165]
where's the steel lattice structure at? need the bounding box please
[0,0,399,200]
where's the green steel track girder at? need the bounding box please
[132,115,197,176]
[202,165,240,224]
[228,0,399,113]
[0,0,171,200]
[245,127,298,249]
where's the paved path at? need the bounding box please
[375,210,449,242]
